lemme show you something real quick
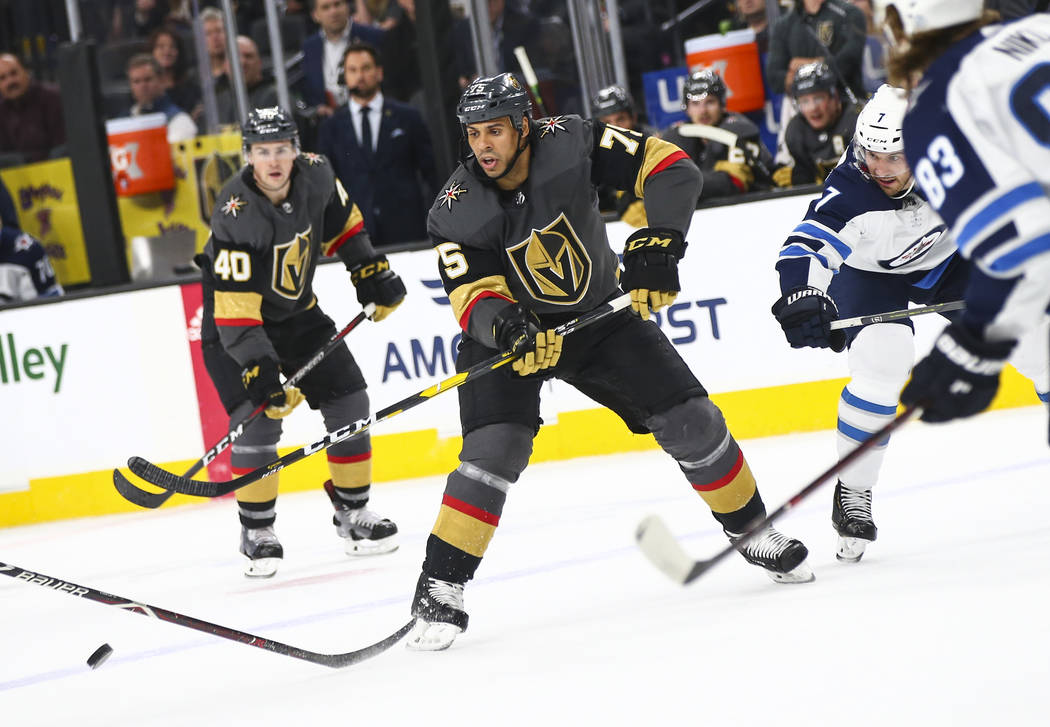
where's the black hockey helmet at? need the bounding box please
[456,72,533,134]
[791,61,837,98]
[682,69,727,108]
[241,106,299,159]
[592,85,634,117]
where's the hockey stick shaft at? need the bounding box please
[513,45,548,117]
[128,294,633,498]
[829,300,964,330]
[636,405,922,585]
[0,560,413,668]
[113,305,376,509]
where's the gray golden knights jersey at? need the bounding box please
[776,147,953,296]
[203,152,373,366]
[427,114,700,346]
[783,104,859,186]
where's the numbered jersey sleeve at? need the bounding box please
[775,159,887,294]
[318,168,376,268]
[0,228,62,303]
[588,119,701,235]
[904,15,1050,341]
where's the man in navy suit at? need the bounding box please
[302,0,384,118]
[318,42,437,247]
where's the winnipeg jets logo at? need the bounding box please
[221,195,246,217]
[538,116,568,137]
[301,152,325,166]
[878,226,947,270]
[14,233,33,252]
[440,182,467,210]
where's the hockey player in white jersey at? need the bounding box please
[873,1,1050,428]
[773,84,1049,562]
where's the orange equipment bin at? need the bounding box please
[684,29,764,113]
[105,113,176,196]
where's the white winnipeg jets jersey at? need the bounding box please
[776,153,953,295]
[903,14,1050,342]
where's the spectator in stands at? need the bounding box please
[773,61,859,187]
[126,53,198,142]
[729,0,771,53]
[0,53,66,164]
[149,25,201,119]
[766,0,867,100]
[354,0,404,30]
[380,0,424,105]
[848,0,886,95]
[215,36,280,126]
[303,0,385,117]
[201,7,229,81]
[111,0,170,40]
[591,85,657,227]
[452,0,540,88]
[318,42,437,247]
[662,69,775,202]
[0,225,63,305]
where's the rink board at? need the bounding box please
[1,195,1043,526]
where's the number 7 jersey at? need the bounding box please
[902,14,1050,342]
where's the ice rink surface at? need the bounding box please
[1,405,1048,727]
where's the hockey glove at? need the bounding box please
[900,323,1015,423]
[772,164,794,188]
[350,254,407,322]
[621,227,686,321]
[771,286,847,352]
[714,160,755,191]
[492,303,563,376]
[241,358,305,419]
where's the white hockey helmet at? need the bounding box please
[854,84,907,155]
[873,0,984,38]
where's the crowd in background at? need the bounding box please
[0,0,1048,302]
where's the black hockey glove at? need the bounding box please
[620,227,687,321]
[492,303,563,376]
[350,254,407,322]
[771,286,847,352]
[901,322,1015,423]
[241,358,304,419]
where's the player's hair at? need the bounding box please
[884,9,1000,89]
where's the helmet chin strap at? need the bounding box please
[889,175,916,199]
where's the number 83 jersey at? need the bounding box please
[902,13,1050,341]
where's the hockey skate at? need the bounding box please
[324,481,399,555]
[727,525,814,583]
[832,481,877,563]
[406,573,469,651]
[240,525,283,578]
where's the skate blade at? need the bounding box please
[344,534,399,556]
[836,536,868,563]
[405,620,461,651]
[243,557,281,578]
[765,559,815,584]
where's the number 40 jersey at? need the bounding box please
[902,14,1050,343]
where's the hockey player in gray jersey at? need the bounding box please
[871,2,1050,431]
[407,73,814,651]
[200,106,407,577]
[662,69,775,201]
[773,85,1049,561]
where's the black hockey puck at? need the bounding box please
[86,643,114,669]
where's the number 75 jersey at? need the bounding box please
[902,14,1050,340]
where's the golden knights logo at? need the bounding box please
[220,194,246,217]
[538,116,568,138]
[272,225,312,299]
[817,21,834,47]
[440,181,467,210]
[506,213,591,304]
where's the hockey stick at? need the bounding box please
[676,123,774,180]
[0,560,413,668]
[829,300,964,330]
[513,45,549,117]
[113,304,377,509]
[636,404,922,585]
[126,293,633,498]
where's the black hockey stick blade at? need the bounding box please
[636,404,922,585]
[829,300,964,331]
[129,294,633,498]
[0,560,413,668]
[113,307,373,509]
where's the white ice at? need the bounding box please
[1,406,1048,727]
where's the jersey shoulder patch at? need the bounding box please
[427,166,500,248]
